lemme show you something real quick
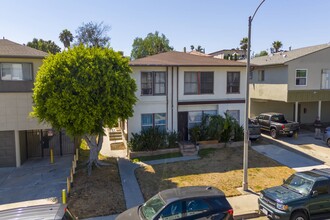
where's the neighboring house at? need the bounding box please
[209,49,246,60]
[249,43,330,124]
[0,39,74,167]
[128,51,247,141]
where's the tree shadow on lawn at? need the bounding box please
[135,147,295,200]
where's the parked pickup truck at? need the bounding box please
[259,168,330,220]
[253,112,299,138]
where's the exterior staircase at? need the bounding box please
[179,141,199,156]
[109,127,123,142]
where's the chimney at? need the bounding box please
[289,46,291,51]
[183,47,186,53]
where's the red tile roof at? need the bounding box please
[0,39,48,58]
[130,51,246,67]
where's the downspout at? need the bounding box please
[171,66,174,130]
[166,66,169,130]
[176,66,179,131]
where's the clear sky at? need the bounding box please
[1,0,329,56]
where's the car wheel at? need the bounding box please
[290,211,308,220]
[270,129,277,139]
[327,138,330,147]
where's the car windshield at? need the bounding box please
[141,194,166,220]
[283,174,314,195]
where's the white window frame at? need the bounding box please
[295,69,307,86]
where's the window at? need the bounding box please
[226,110,240,124]
[0,63,32,81]
[258,70,265,81]
[322,69,330,89]
[159,201,183,220]
[141,72,166,95]
[184,72,214,95]
[296,69,307,86]
[188,110,217,129]
[227,72,240,93]
[185,199,210,216]
[313,180,330,195]
[141,113,166,131]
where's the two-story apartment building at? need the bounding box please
[0,39,74,167]
[249,44,330,124]
[128,51,247,141]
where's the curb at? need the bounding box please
[234,211,262,219]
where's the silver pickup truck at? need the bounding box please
[253,112,300,139]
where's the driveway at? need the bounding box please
[0,155,72,208]
[254,129,330,171]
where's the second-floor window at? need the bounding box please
[141,72,166,95]
[227,72,240,93]
[184,72,214,95]
[258,70,265,81]
[322,69,330,89]
[296,69,307,86]
[0,63,32,81]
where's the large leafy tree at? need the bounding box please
[75,21,111,47]
[131,31,173,60]
[27,38,61,54]
[31,46,137,174]
[272,40,283,53]
[240,37,248,56]
[59,29,74,49]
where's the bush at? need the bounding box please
[129,127,180,151]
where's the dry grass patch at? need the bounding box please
[136,147,294,200]
[67,141,125,219]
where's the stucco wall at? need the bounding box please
[250,99,294,121]
[251,66,288,84]
[287,47,330,90]
[0,93,50,131]
[129,65,247,140]
[321,101,330,122]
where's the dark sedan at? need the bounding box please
[116,186,233,220]
[324,127,330,147]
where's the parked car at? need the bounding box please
[249,118,261,140]
[259,168,330,220]
[253,112,300,139]
[0,203,76,220]
[324,127,330,147]
[116,186,234,220]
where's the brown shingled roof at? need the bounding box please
[0,39,48,58]
[130,51,246,67]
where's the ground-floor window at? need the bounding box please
[188,110,217,129]
[141,113,166,131]
[226,110,240,124]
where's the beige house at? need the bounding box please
[0,39,74,167]
[249,44,330,124]
[128,51,247,141]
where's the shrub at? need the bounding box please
[129,128,180,151]
[207,115,225,141]
[232,120,244,141]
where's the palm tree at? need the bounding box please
[59,29,73,49]
[272,41,283,53]
[240,37,248,57]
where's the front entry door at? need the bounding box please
[178,112,188,141]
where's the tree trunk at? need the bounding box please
[83,132,104,175]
